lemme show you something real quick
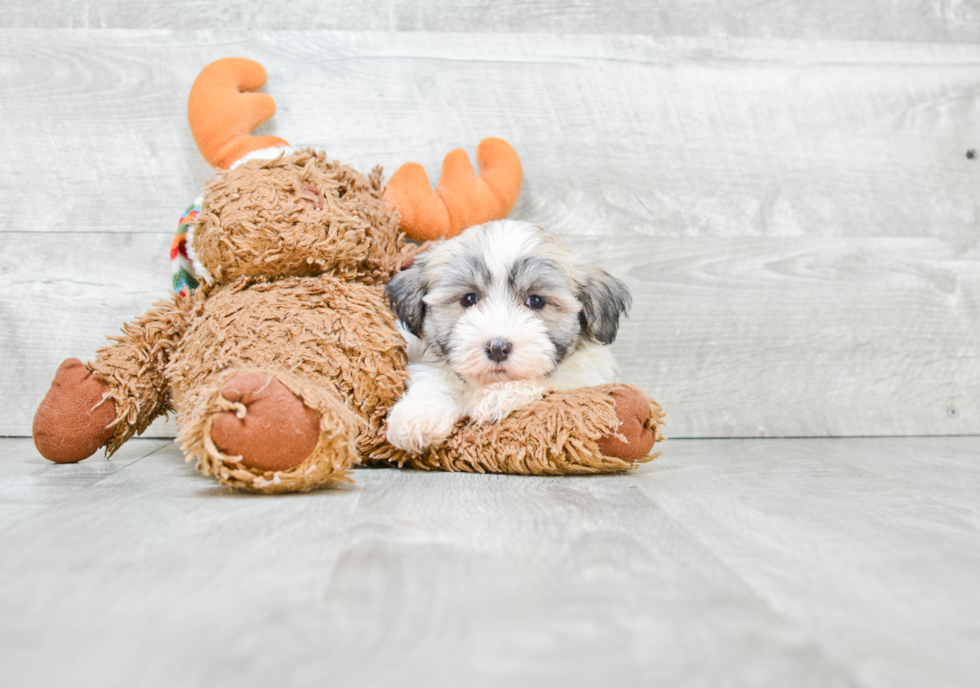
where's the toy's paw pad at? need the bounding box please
[33,358,116,464]
[596,388,657,461]
[210,373,320,472]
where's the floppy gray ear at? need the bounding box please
[386,256,428,338]
[576,266,632,345]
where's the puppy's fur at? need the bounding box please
[385,220,631,453]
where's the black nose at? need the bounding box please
[486,340,512,363]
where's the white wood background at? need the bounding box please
[5,0,980,42]
[1,6,979,438]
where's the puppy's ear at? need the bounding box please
[386,256,428,338]
[576,266,632,345]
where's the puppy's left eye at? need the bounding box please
[525,294,546,310]
[460,293,479,308]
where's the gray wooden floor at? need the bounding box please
[2,436,978,687]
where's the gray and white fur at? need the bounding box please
[385,219,631,453]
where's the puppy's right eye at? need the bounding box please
[460,293,479,308]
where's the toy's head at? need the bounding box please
[192,151,401,286]
[178,57,523,291]
[182,58,402,287]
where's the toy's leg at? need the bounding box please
[33,297,192,463]
[178,369,362,493]
[33,359,117,463]
[595,387,661,461]
[373,383,664,476]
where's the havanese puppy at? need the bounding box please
[385,219,631,453]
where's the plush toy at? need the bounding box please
[32,57,664,493]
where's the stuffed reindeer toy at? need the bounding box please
[32,57,663,493]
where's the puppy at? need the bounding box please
[385,219,631,453]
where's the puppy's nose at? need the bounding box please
[486,340,512,363]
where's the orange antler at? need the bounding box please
[385,138,523,241]
[187,58,289,170]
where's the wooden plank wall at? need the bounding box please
[1,4,978,439]
[5,1,980,42]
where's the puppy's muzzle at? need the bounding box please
[486,340,512,363]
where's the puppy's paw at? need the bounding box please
[386,399,460,453]
[468,380,546,424]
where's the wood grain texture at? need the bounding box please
[1,31,977,241]
[4,231,977,438]
[1,436,977,687]
[3,0,979,43]
[1,30,978,439]
[0,232,179,439]
[0,437,172,534]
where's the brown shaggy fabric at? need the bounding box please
[193,150,405,286]
[48,152,415,491]
[89,294,200,455]
[166,275,408,439]
[178,368,362,493]
[161,274,408,491]
[369,384,665,476]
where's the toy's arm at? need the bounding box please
[33,295,197,462]
[92,295,198,453]
[371,384,664,475]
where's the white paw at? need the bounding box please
[386,399,460,453]
[467,380,546,424]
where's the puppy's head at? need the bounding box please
[386,220,631,386]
